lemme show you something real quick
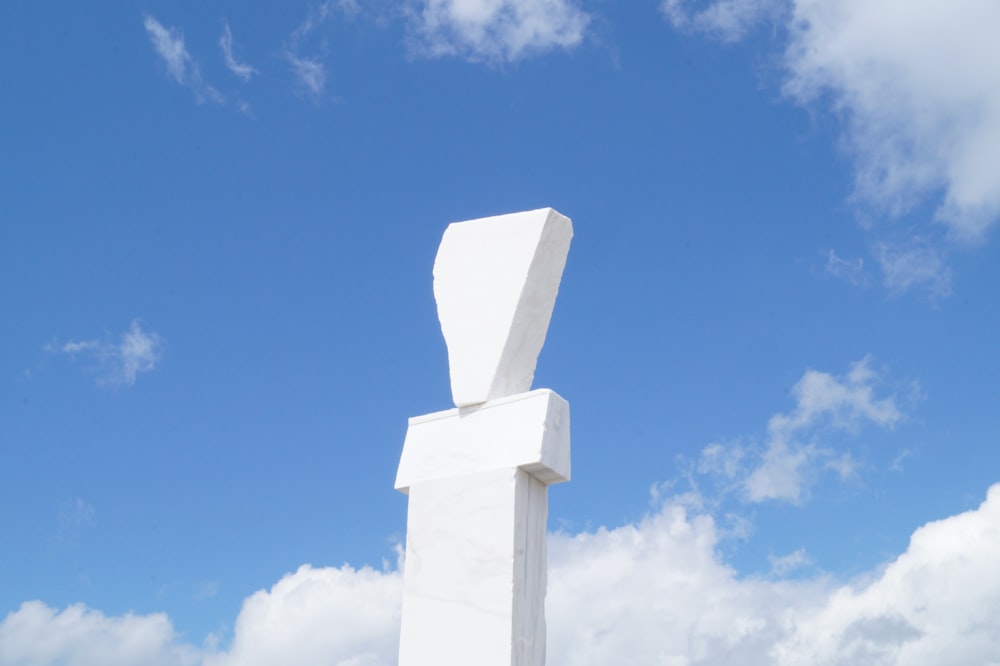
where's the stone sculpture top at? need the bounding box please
[432,208,573,407]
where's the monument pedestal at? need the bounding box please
[396,208,573,666]
[396,390,570,666]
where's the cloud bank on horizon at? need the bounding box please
[3,482,999,665]
[0,358,982,664]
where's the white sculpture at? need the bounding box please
[433,208,574,406]
[396,208,573,666]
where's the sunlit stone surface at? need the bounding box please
[397,208,573,666]
[433,207,573,407]
[395,389,570,492]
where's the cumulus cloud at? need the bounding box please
[0,602,199,666]
[693,357,903,504]
[782,0,1000,244]
[203,564,401,666]
[144,16,224,104]
[664,0,1000,294]
[768,356,901,436]
[219,23,257,81]
[406,0,591,62]
[748,356,901,502]
[546,501,819,665]
[773,484,1000,665]
[46,320,163,387]
[5,483,1000,665]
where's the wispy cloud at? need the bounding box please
[193,582,220,602]
[54,340,101,355]
[288,55,327,96]
[825,249,868,287]
[46,320,163,387]
[284,1,338,97]
[691,357,905,505]
[875,239,952,298]
[219,22,257,82]
[5,483,1000,664]
[768,547,812,576]
[144,15,224,104]
[54,499,96,547]
[406,0,591,63]
[144,15,190,83]
[662,0,785,42]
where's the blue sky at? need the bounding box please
[3,0,1000,663]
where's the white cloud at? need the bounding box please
[825,249,868,287]
[202,564,402,666]
[749,357,900,503]
[337,0,362,18]
[113,320,163,386]
[698,440,746,480]
[768,548,811,576]
[547,501,817,665]
[6,483,1000,665]
[219,23,257,82]
[58,499,95,529]
[767,356,901,438]
[285,2,336,97]
[875,239,952,298]
[144,16,224,104]
[662,0,785,42]
[48,340,100,355]
[287,55,327,96]
[47,320,163,387]
[783,0,1000,244]
[744,439,815,503]
[773,484,1000,665]
[664,0,1000,293]
[0,602,199,666]
[292,0,337,40]
[406,0,591,62]
[192,582,219,602]
[696,357,903,504]
[144,16,191,84]
[54,499,96,547]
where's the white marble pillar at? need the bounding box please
[396,208,573,666]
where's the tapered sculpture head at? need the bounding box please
[433,208,573,407]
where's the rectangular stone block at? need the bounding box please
[395,389,570,493]
[398,467,547,666]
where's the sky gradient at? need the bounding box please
[3,1,1000,664]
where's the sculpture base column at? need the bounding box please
[395,390,570,666]
[398,467,547,666]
